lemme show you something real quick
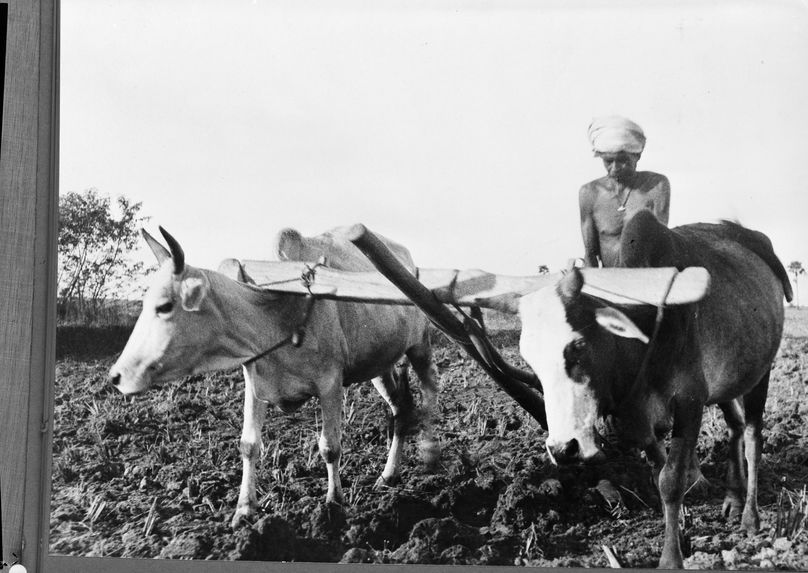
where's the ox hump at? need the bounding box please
[619,210,674,268]
[275,228,305,261]
[275,225,415,272]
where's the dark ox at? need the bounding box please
[109,226,439,528]
[517,210,792,568]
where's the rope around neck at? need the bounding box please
[242,260,326,366]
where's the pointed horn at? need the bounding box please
[159,226,185,275]
[141,228,171,265]
[558,266,584,304]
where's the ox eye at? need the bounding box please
[155,301,174,315]
[571,338,587,351]
[564,337,587,364]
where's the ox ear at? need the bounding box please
[595,307,650,344]
[142,228,171,265]
[180,271,210,312]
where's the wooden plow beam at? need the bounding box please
[344,225,549,429]
[240,224,711,431]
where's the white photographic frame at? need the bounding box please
[4,1,808,572]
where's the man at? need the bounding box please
[579,116,670,267]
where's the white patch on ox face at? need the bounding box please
[518,286,603,463]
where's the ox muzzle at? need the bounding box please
[107,360,161,395]
[546,437,607,466]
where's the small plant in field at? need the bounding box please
[269,443,282,468]
[86,493,107,527]
[517,522,545,564]
[477,415,488,437]
[774,486,807,540]
[344,398,357,425]
[143,497,159,536]
[85,398,103,418]
[347,475,364,508]
[305,431,320,470]
[55,447,82,482]
[602,545,622,568]
[497,417,509,438]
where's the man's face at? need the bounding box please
[600,152,640,182]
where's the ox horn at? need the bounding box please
[141,228,171,265]
[558,266,584,304]
[159,226,185,275]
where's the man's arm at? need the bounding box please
[650,175,671,226]
[579,185,601,267]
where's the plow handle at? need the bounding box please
[346,224,547,429]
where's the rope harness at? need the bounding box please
[242,260,326,367]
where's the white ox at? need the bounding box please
[109,226,439,527]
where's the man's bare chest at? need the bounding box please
[593,189,656,236]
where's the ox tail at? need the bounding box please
[719,220,794,303]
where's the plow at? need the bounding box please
[231,223,711,431]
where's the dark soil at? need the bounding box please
[49,310,808,568]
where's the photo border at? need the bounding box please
[6,0,805,572]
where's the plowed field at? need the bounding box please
[49,309,808,568]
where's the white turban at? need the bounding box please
[588,116,646,155]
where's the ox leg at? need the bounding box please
[319,380,345,506]
[741,372,770,533]
[232,367,268,528]
[719,399,747,522]
[658,396,703,569]
[371,367,413,487]
[645,440,705,507]
[644,440,666,492]
[408,342,440,471]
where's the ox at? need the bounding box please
[515,210,792,568]
[108,226,439,528]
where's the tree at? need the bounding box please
[788,261,805,308]
[537,265,550,275]
[58,188,149,323]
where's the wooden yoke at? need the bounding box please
[344,224,548,430]
[239,224,711,432]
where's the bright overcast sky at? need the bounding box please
[60,0,808,280]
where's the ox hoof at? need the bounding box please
[374,474,400,489]
[230,506,256,529]
[741,509,760,533]
[657,533,686,570]
[657,556,683,570]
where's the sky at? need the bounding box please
[60,0,808,286]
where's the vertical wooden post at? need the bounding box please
[0,0,59,571]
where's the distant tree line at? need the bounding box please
[58,188,150,325]
[789,261,805,308]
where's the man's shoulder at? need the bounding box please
[638,171,670,187]
[579,179,603,206]
[580,176,609,194]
